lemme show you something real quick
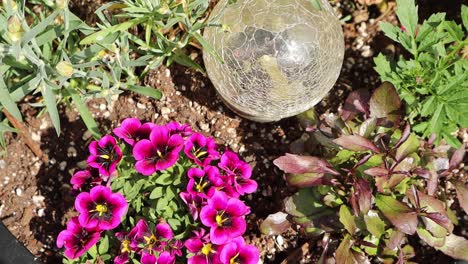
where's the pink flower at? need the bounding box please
[199,191,249,245]
[218,151,257,195]
[75,186,128,230]
[185,229,220,264]
[114,221,145,264]
[113,118,156,146]
[141,251,175,264]
[87,135,122,176]
[184,133,219,166]
[133,126,184,175]
[57,217,101,259]
[133,219,174,253]
[70,167,103,190]
[167,121,193,138]
[186,167,223,199]
[180,192,204,220]
[219,237,259,264]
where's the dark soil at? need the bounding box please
[0,0,464,263]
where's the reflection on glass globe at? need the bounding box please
[203,0,344,122]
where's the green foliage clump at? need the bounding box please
[80,0,218,73]
[0,0,163,150]
[270,83,467,263]
[374,0,468,147]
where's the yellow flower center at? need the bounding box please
[157,150,163,158]
[201,243,215,256]
[94,204,108,216]
[100,154,111,160]
[230,253,240,264]
[196,179,209,193]
[121,240,131,253]
[144,234,157,249]
[216,214,227,226]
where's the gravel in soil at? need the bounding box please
[0,1,465,263]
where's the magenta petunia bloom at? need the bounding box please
[180,192,205,220]
[133,219,174,253]
[87,135,123,176]
[75,186,128,230]
[199,191,250,245]
[141,251,175,264]
[219,237,259,264]
[57,217,101,259]
[133,126,184,175]
[185,229,220,264]
[186,167,223,199]
[70,167,103,190]
[167,121,193,138]
[218,151,257,195]
[113,118,156,146]
[114,221,144,264]
[184,133,220,166]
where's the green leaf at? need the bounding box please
[41,83,60,135]
[462,5,468,31]
[441,21,464,41]
[380,22,401,42]
[149,186,164,199]
[336,234,358,264]
[434,234,468,261]
[339,205,357,235]
[0,77,22,121]
[364,210,386,238]
[396,0,419,37]
[370,82,401,123]
[428,104,444,136]
[191,31,223,63]
[80,18,145,45]
[66,88,101,138]
[22,10,61,44]
[154,173,173,185]
[98,235,109,254]
[126,85,162,100]
[375,194,418,235]
[395,133,420,161]
[88,244,98,258]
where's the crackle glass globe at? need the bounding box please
[203,0,344,122]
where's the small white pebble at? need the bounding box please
[59,161,67,171]
[161,107,171,115]
[99,104,106,111]
[15,188,22,196]
[37,208,45,217]
[0,160,5,169]
[31,132,41,142]
[137,103,146,109]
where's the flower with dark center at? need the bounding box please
[219,237,259,264]
[200,191,249,245]
[184,133,220,166]
[56,217,101,259]
[133,219,174,254]
[185,229,220,264]
[187,167,223,199]
[167,121,193,138]
[75,186,128,230]
[133,126,184,175]
[87,135,122,176]
[218,151,257,195]
[113,118,156,146]
[70,167,103,191]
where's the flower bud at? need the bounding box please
[2,0,17,11]
[55,0,68,9]
[7,15,22,33]
[56,61,74,77]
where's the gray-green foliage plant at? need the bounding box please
[374,0,468,147]
[0,0,162,147]
[266,83,468,263]
[80,0,219,73]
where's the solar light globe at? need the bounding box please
[203,0,344,122]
